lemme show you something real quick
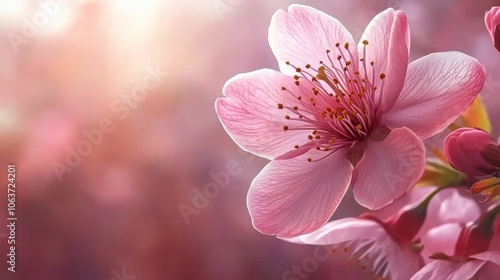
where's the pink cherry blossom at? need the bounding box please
[286,187,483,279]
[419,188,481,261]
[412,205,500,280]
[411,251,500,280]
[284,187,437,279]
[485,6,500,52]
[287,217,423,280]
[216,5,486,237]
[444,127,498,177]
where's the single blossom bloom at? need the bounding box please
[216,5,486,237]
[444,127,499,177]
[412,205,500,280]
[485,6,500,52]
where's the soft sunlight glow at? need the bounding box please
[0,107,20,134]
[0,0,26,20]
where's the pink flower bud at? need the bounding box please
[485,6,500,52]
[383,197,429,244]
[444,128,496,177]
[454,204,500,259]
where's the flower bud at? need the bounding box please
[384,199,429,244]
[444,128,497,177]
[481,143,500,167]
[361,188,439,245]
[485,6,500,52]
[454,204,500,258]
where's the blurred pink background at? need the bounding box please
[1,0,500,279]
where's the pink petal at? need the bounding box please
[485,7,500,51]
[269,5,357,76]
[420,223,462,260]
[381,51,487,139]
[472,251,500,267]
[429,188,481,225]
[288,218,421,280]
[288,217,383,245]
[472,254,500,279]
[247,149,353,238]
[485,7,500,34]
[418,189,481,260]
[411,259,485,280]
[384,238,424,280]
[352,127,425,209]
[371,186,435,220]
[358,8,410,113]
[216,69,310,159]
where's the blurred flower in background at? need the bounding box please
[0,0,500,279]
[485,6,500,52]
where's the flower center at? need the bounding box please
[277,41,386,162]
